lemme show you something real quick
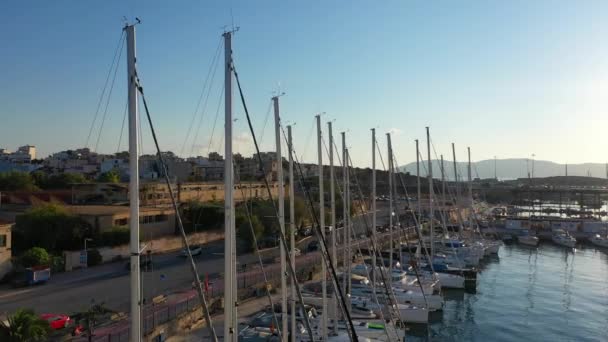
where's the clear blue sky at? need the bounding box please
[2,0,608,168]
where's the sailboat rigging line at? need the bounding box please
[231,63,317,342]
[288,139,357,342]
[206,86,225,154]
[189,49,223,157]
[116,100,129,153]
[180,37,223,157]
[316,136,396,341]
[135,78,218,342]
[235,174,284,341]
[94,35,126,153]
[373,139,430,305]
[345,149,423,315]
[257,99,274,146]
[85,30,125,149]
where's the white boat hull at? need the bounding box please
[392,289,443,311]
[435,272,465,289]
[590,236,608,248]
[552,236,576,248]
[396,304,429,323]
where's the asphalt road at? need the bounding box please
[0,205,392,316]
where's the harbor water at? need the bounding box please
[406,243,608,341]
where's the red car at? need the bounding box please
[40,313,71,330]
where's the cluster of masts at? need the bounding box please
[122,23,485,342]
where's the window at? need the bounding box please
[0,235,5,247]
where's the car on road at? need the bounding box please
[40,313,71,330]
[181,245,203,257]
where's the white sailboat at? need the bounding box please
[589,234,608,248]
[552,229,576,248]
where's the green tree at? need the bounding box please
[236,211,265,252]
[0,171,38,191]
[0,308,51,342]
[97,170,120,183]
[41,173,88,189]
[20,247,51,268]
[80,302,113,342]
[14,204,93,253]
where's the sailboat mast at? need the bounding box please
[316,115,328,340]
[452,143,459,205]
[345,147,351,312]
[371,128,377,295]
[416,140,421,227]
[387,133,393,277]
[468,147,473,207]
[328,121,337,335]
[273,96,287,340]
[125,23,142,342]
[341,133,347,297]
[223,31,237,342]
[441,155,445,206]
[426,127,434,258]
[287,125,296,342]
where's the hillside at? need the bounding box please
[399,158,608,180]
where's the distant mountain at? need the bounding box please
[398,158,608,180]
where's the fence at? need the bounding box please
[79,227,416,341]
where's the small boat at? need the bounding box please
[589,234,608,248]
[551,229,576,248]
[517,231,539,247]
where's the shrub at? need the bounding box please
[87,249,102,267]
[20,247,51,268]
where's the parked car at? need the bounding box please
[181,245,203,257]
[40,313,71,330]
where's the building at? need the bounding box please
[0,221,13,280]
[67,205,176,239]
[0,145,36,164]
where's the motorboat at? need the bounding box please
[551,229,576,248]
[589,234,608,248]
[517,231,539,247]
[395,303,429,324]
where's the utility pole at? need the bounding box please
[426,127,434,259]
[223,30,237,342]
[316,114,327,341]
[328,121,337,335]
[272,96,287,340]
[287,125,296,342]
[125,23,142,342]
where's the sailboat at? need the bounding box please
[589,233,608,248]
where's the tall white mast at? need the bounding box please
[126,23,142,342]
[341,132,350,309]
[371,128,377,294]
[441,155,445,206]
[452,143,459,205]
[426,127,434,258]
[273,96,287,340]
[345,147,351,313]
[316,115,328,340]
[468,147,473,207]
[416,140,421,228]
[223,31,237,342]
[287,125,296,342]
[328,121,337,335]
[387,133,393,277]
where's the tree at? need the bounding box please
[98,170,120,183]
[0,308,51,342]
[0,171,38,191]
[20,247,51,268]
[236,211,265,252]
[87,249,102,266]
[14,204,93,253]
[79,302,113,342]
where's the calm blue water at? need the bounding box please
[407,243,608,341]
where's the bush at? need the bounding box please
[20,247,51,268]
[100,227,130,247]
[87,249,102,267]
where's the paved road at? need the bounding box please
[0,205,392,315]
